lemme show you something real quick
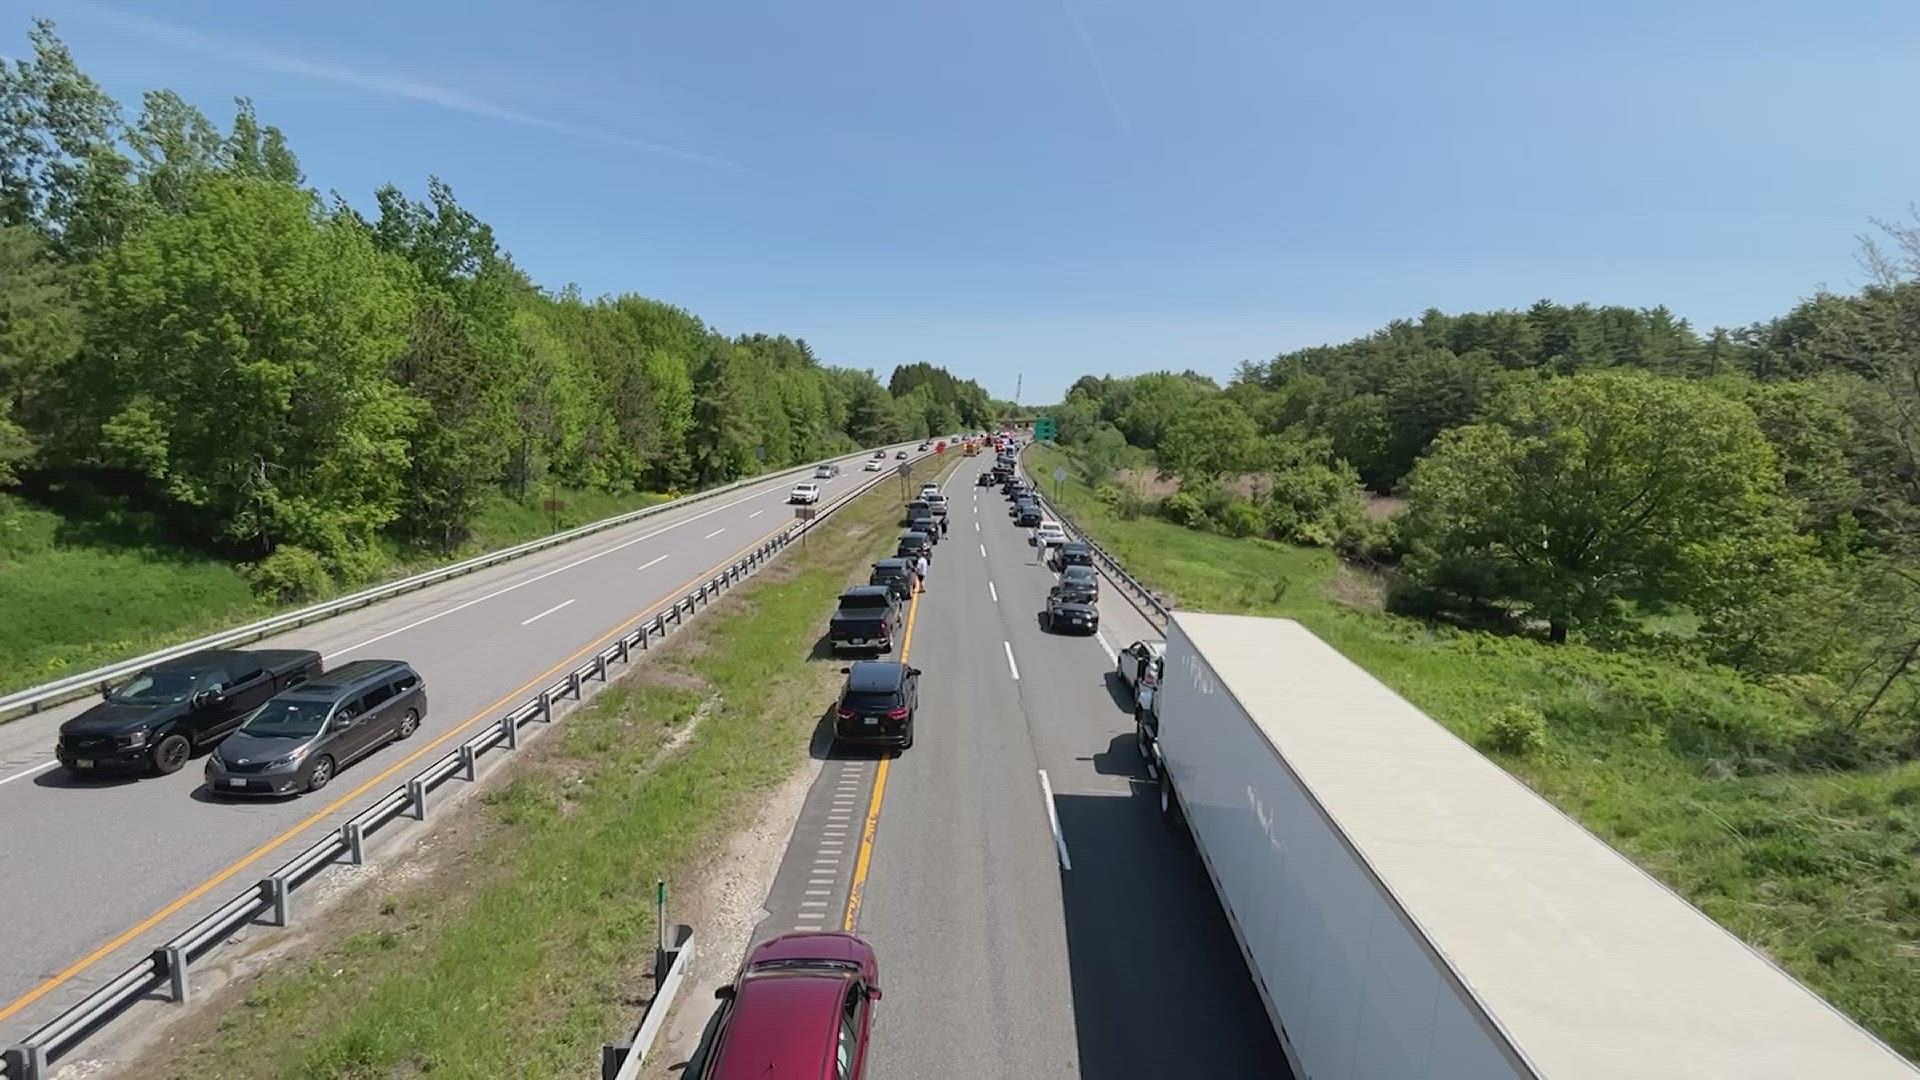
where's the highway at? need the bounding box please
[0,444,938,1039]
[744,454,1289,1077]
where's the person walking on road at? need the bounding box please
[914,553,930,593]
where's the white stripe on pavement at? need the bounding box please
[749,509,765,519]
[980,544,987,558]
[1003,641,1020,681]
[636,553,669,572]
[988,581,998,603]
[703,527,727,540]
[1094,630,1118,665]
[0,760,59,787]
[1038,769,1072,870]
[519,598,577,626]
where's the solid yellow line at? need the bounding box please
[842,544,928,931]
[0,516,805,1027]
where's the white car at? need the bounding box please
[863,459,884,472]
[788,482,821,505]
[815,463,840,479]
[1031,521,1068,548]
[918,482,940,499]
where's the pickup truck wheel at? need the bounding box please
[397,709,420,739]
[307,755,336,792]
[150,733,191,775]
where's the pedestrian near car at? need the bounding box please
[915,554,929,592]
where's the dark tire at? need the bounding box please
[901,718,915,751]
[1159,771,1183,828]
[307,755,336,792]
[150,733,191,775]
[1136,715,1158,780]
[397,708,420,739]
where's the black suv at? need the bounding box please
[206,660,427,796]
[897,530,933,562]
[1043,589,1099,634]
[834,661,921,750]
[869,558,917,602]
[1056,564,1099,601]
[1052,541,1094,571]
[58,648,323,776]
[1014,503,1042,527]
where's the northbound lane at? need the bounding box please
[0,446,938,1037]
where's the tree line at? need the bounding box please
[0,19,1000,593]
[1052,269,1920,761]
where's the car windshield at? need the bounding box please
[109,670,206,704]
[843,690,900,710]
[240,699,333,738]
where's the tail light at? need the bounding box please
[886,708,909,720]
[837,707,855,720]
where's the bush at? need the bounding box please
[1483,704,1548,755]
[1217,499,1264,538]
[1264,459,1368,549]
[1159,490,1206,528]
[244,545,334,603]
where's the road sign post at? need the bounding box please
[1052,464,1067,500]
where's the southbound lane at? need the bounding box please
[0,446,937,1037]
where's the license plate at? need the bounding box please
[74,758,92,768]
[229,778,247,788]
[864,717,878,727]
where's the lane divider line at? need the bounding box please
[1038,769,1072,871]
[1003,641,1020,681]
[979,544,987,558]
[843,558,923,931]
[703,527,726,540]
[0,496,845,1027]
[748,509,764,519]
[519,598,577,627]
[0,760,57,788]
[637,554,669,572]
[1094,630,1118,666]
[988,581,998,603]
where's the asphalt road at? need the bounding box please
[745,455,1290,1078]
[0,444,940,1039]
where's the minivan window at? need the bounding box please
[395,673,419,693]
[242,699,332,738]
[361,682,396,710]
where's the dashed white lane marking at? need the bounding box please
[1038,769,1072,870]
[519,598,577,626]
[974,521,980,532]
[989,581,998,603]
[1094,630,1118,665]
[0,761,58,787]
[703,527,726,539]
[636,553,669,572]
[980,544,987,557]
[1004,641,1020,681]
[748,509,765,519]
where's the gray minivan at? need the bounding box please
[205,659,427,796]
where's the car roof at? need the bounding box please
[846,661,909,692]
[1062,564,1096,577]
[706,974,845,1080]
[748,930,875,967]
[873,557,910,569]
[295,659,410,695]
[900,530,928,540]
[1061,540,1091,551]
[157,649,257,672]
[840,585,892,599]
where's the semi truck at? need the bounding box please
[1145,611,1918,1080]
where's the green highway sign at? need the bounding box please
[1033,416,1056,441]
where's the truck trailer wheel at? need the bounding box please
[1159,771,1183,828]
[1136,717,1158,780]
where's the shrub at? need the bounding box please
[1160,490,1206,527]
[245,545,334,603]
[1483,703,1548,755]
[1264,458,1368,548]
[1217,499,1264,538]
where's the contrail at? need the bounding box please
[61,0,736,167]
[1061,0,1130,133]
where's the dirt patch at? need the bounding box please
[1364,495,1406,521]
[1116,467,1267,500]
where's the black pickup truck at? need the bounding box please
[57,648,325,776]
[828,586,900,655]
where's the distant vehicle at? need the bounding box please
[1032,521,1068,548]
[205,659,426,796]
[1052,541,1094,571]
[1056,564,1099,599]
[906,503,940,542]
[789,482,822,505]
[1014,505,1042,527]
[918,441,931,451]
[975,471,994,487]
[828,586,899,655]
[1043,590,1099,635]
[918,482,939,498]
[895,450,909,459]
[863,459,884,472]
[896,530,933,562]
[925,493,949,521]
[57,649,324,776]
[868,558,917,602]
[872,450,887,459]
[696,931,881,1079]
[834,661,920,750]
[814,463,840,479]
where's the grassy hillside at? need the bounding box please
[0,486,668,696]
[1029,444,1920,1058]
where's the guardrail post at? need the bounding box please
[594,655,608,682]
[5,1041,46,1080]
[460,743,477,781]
[653,612,667,636]
[262,875,289,926]
[154,943,188,1003]
[342,821,365,865]
[568,671,582,699]
[539,690,553,722]
[503,714,519,750]
[408,778,427,820]
[617,637,630,664]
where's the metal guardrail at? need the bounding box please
[602,923,696,1080]
[1019,447,1170,626]
[0,459,909,1080]
[0,444,916,722]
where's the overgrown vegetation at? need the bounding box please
[1031,443,1920,1057]
[118,451,958,1080]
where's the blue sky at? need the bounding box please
[13,0,1920,403]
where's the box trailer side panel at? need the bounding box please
[1160,618,1529,1080]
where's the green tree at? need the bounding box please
[1158,396,1261,485]
[72,177,417,557]
[0,18,126,246]
[0,224,80,481]
[1401,370,1790,643]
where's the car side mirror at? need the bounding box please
[714,985,735,1001]
[867,985,882,1001]
[909,667,922,677]
[191,690,212,708]
[331,714,354,732]
[839,666,851,674]
[101,686,114,701]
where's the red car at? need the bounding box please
[699,931,881,1080]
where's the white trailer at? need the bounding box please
[1149,611,1918,1080]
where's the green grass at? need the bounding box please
[122,457,960,1080]
[0,486,669,697]
[1030,444,1920,1059]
